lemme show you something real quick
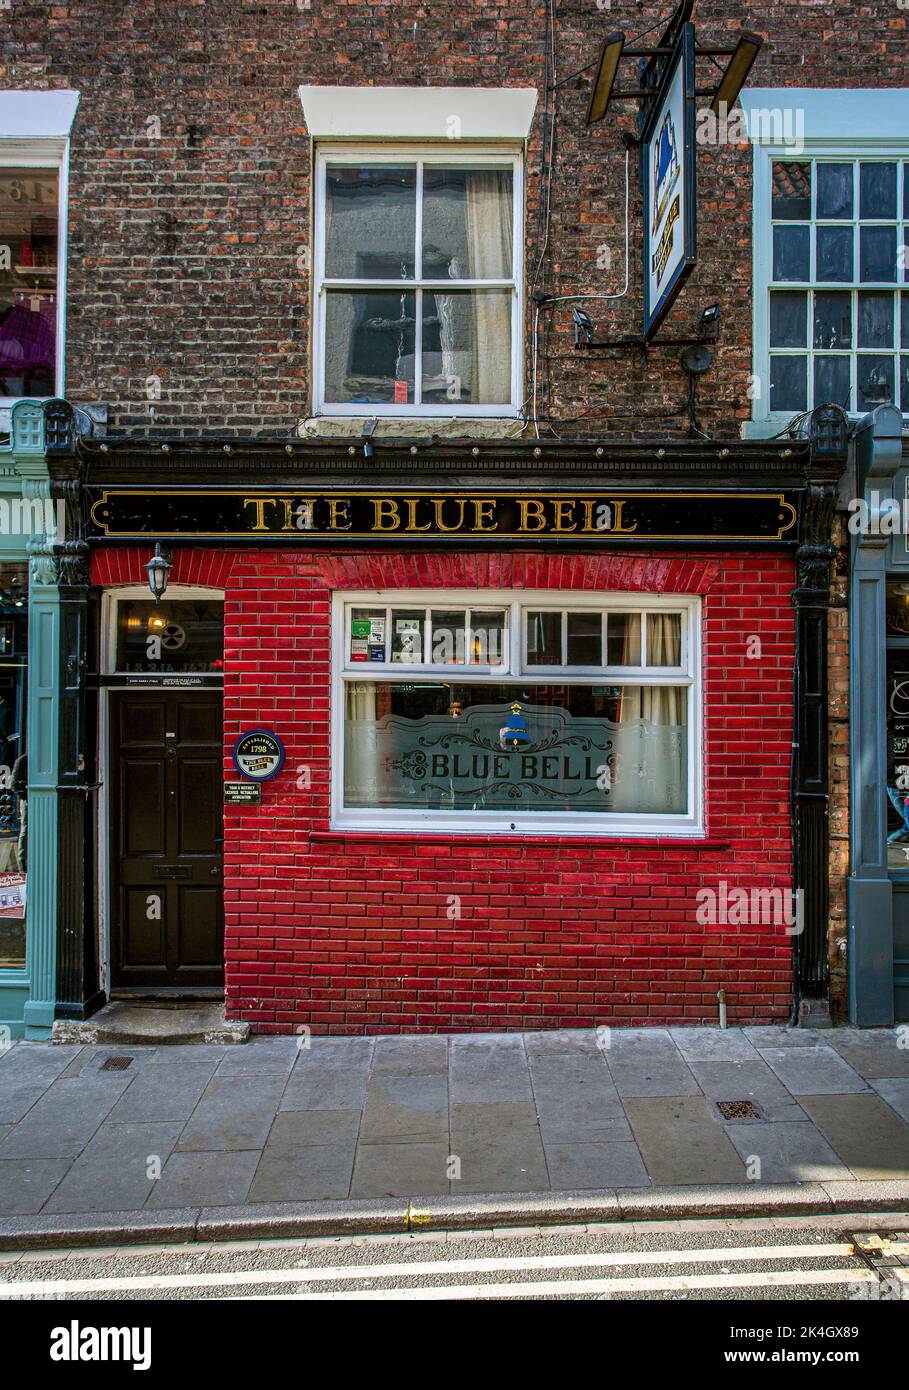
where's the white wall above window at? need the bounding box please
[741,89,909,148]
[0,89,80,147]
[299,86,537,141]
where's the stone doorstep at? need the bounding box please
[50,1002,249,1047]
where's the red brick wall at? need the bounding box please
[92,543,797,1032]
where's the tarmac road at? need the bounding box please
[2,1212,908,1302]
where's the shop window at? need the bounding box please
[334,594,701,835]
[0,167,61,401]
[0,565,28,969]
[314,149,522,417]
[762,157,909,418]
[114,600,224,673]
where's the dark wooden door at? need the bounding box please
[110,691,224,989]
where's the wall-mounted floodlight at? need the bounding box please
[699,303,721,338]
[572,307,596,346]
[584,33,625,125]
[709,32,763,116]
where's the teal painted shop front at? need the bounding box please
[0,400,61,1037]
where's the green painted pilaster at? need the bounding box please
[0,402,58,1038]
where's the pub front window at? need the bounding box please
[333,592,702,836]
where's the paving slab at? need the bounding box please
[263,1110,361,1152]
[175,1074,288,1152]
[624,1096,748,1185]
[0,1044,82,1085]
[105,1062,219,1123]
[350,1142,450,1199]
[0,1080,51,1125]
[523,1030,601,1058]
[669,1027,762,1063]
[281,1052,372,1111]
[249,1147,355,1202]
[449,1100,540,1137]
[871,1078,909,1124]
[760,1045,870,1095]
[146,1045,231,1066]
[744,1027,830,1050]
[43,1155,164,1215]
[544,1140,649,1190]
[145,1151,260,1208]
[449,1034,532,1102]
[800,1093,909,1179]
[690,1059,807,1122]
[603,1030,701,1097]
[529,1056,632,1141]
[723,1120,851,1183]
[295,1037,374,1067]
[57,1047,159,1079]
[359,1074,448,1144]
[213,1037,300,1076]
[0,1159,72,1215]
[449,1101,548,1194]
[826,1031,909,1079]
[81,1119,183,1163]
[0,1076,132,1159]
[371,1035,449,1075]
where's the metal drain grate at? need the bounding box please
[716,1099,760,1120]
[99,1055,134,1071]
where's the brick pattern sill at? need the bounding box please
[310,831,731,849]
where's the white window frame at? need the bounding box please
[312,143,524,419]
[0,141,71,410]
[743,88,909,438]
[331,589,703,837]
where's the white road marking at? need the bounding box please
[0,1241,881,1298]
[231,1268,884,1300]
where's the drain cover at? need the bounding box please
[716,1099,760,1120]
[99,1055,134,1071]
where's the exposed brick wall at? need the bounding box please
[89,544,799,1032]
[3,1,905,437]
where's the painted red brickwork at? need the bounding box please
[93,544,797,1031]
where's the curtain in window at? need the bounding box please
[428,169,511,403]
[610,614,687,813]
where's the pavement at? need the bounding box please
[1,1025,909,1249]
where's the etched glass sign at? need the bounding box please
[344,685,688,815]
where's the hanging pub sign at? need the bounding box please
[642,21,697,339]
[232,729,285,782]
[87,488,798,544]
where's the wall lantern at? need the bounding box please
[145,542,172,603]
[581,1,764,129]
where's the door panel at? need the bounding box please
[110,691,224,989]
